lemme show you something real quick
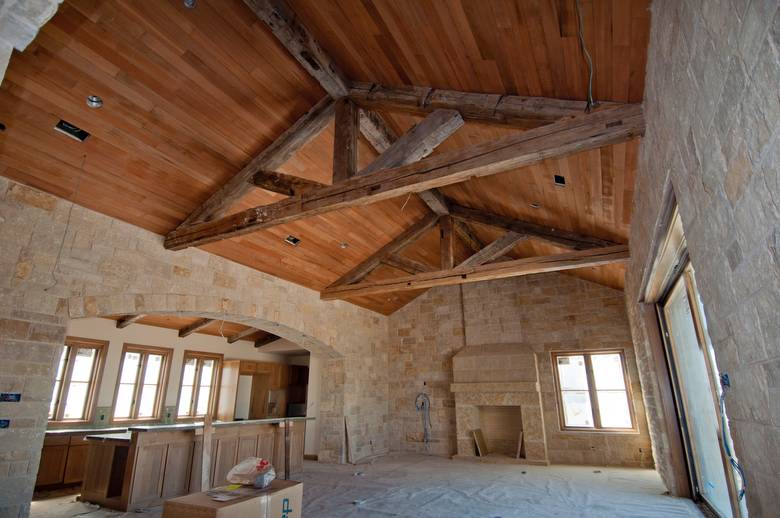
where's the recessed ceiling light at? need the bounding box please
[530,202,541,209]
[553,174,566,186]
[284,235,301,246]
[183,0,196,8]
[86,95,103,109]
[339,242,349,249]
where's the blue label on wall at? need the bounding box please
[0,393,21,402]
[0,420,9,428]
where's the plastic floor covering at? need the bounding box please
[30,453,704,517]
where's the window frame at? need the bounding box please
[551,349,638,433]
[48,337,108,425]
[175,350,223,421]
[111,343,172,423]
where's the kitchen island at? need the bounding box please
[80,417,311,511]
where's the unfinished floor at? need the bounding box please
[31,455,703,518]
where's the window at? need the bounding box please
[112,344,172,421]
[176,351,222,419]
[49,337,107,422]
[552,351,635,431]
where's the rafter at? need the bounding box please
[227,327,259,344]
[349,82,621,127]
[180,96,335,226]
[333,98,359,183]
[321,245,630,300]
[449,204,616,250]
[178,318,215,338]
[383,254,437,274]
[164,104,643,250]
[440,216,455,269]
[116,314,145,329]
[328,213,439,287]
[457,232,526,268]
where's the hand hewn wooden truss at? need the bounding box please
[164,0,641,302]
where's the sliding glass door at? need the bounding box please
[659,265,740,517]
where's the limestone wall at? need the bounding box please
[625,1,780,514]
[0,178,388,516]
[387,273,653,469]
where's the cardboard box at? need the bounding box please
[162,480,302,518]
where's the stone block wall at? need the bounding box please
[626,0,780,513]
[0,177,389,516]
[388,273,653,469]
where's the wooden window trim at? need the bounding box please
[175,350,223,421]
[111,343,172,424]
[48,337,108,427]
[552,349,639,434]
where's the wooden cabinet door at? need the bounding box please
[211,437,238,487]
[63,444,90,484]
[36,445,68,486]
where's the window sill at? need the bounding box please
[558,428,641,436]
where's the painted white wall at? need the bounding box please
[304,355,323,456]
[66,317,294,413]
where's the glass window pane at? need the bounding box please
[556,355,589,390]
[178,385,193,417]
[63,381,89,419]
[200,360,214,387]
[597,391,632,428]
[137,384,158,418]
[591,353,626,390]
[71,348,97,382]
[196,386,211,416]
[181,358,197,385]
[561,391,594,427]
[144,354,163,384]
[55,346,69,382]
[49,381,61,419]
[120,352,140,384]
[114,383,135,419]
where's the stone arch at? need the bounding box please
[66,293,343,358]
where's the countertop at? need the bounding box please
[129,416,315,433]
[85,432,132,442]
[46,426,128,436]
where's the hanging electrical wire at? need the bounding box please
[415,393,431,451]
[719,374,746,501]
[574,0,596,112]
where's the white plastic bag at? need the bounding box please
[226,457,276,488]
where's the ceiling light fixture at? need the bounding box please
[339,242,349,249]
[86,95,103,109]
[183,0,196,8]
[530,202,541,209]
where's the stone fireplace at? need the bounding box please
[451,344,548,464]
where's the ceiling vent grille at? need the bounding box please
[54,120,90,142]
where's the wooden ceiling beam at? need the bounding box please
[328,213,439,287]
[332,98,359,183]
[417,189,450,216]
[255,334,281,348]
[250,170,326,196]
[180,96,335,226]
[440,216,455,269]
[321,245,630,300]
[244,0,396,155]
[116,314,145,329]
[227,327,259,344]
[178,318,215,338]
[457,232,526,268]
[453,219,514,263]
[164,104,643,250]
[349,82,621,127]
[383,254,437,274]
[449,204,617,250]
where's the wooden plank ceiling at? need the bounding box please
[0,0,651,314]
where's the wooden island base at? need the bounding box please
[80,418,308,512]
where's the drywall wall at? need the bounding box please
[387,273,653,468]
[625,1,780,513]
[64,317,292,422]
